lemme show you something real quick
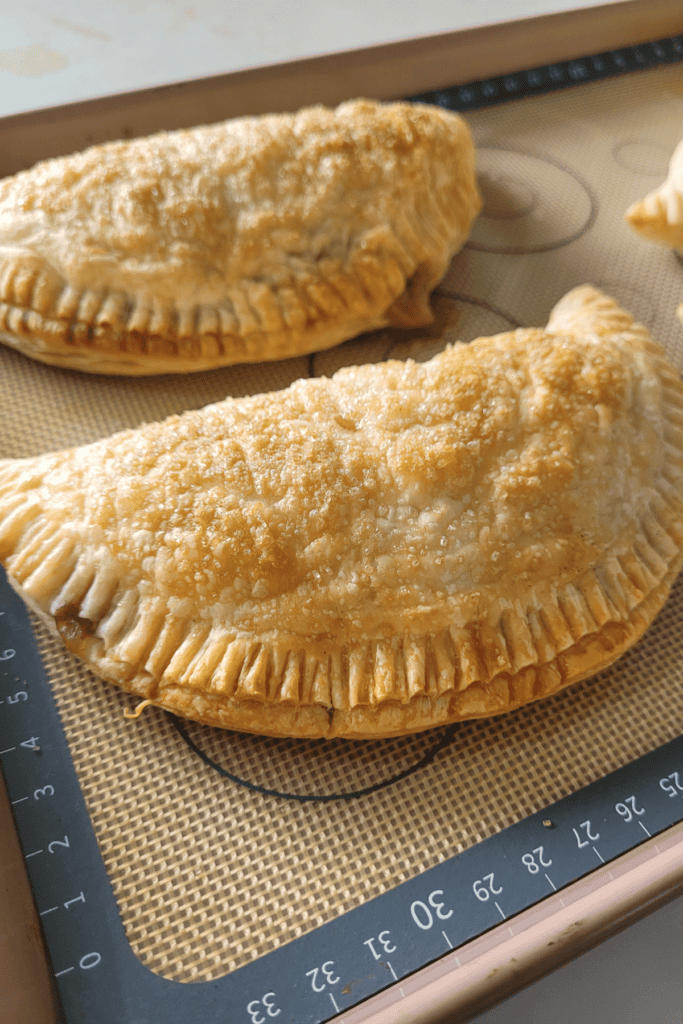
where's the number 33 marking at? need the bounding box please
[247,992,280,1023]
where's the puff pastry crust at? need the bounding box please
[0,99,480,375]
[625,138,683,250]
[1,286,682,738]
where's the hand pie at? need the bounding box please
[0,99,480,375]
[625,138,683,326]
[1,286,682,738]
[625,138,683,250]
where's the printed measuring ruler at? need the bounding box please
[3,33,683,1024]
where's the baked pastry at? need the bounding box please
[625,138,683,325]
[625,138,683,250]
[0,99,480,375]
[1,286,682,738]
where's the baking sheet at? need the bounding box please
[1,59,683,987]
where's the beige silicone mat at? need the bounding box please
[2,61,683,985]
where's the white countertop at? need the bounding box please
[0,0,625,118]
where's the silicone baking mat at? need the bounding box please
[2,41,683,1010]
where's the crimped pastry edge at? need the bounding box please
[624,139,683,249]
[0,236,436,375]
[3,547,682,739]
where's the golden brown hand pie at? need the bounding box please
[0,99,480,375]
[625,138,683,250]
[1,285,682,738]
[625,138,683,326]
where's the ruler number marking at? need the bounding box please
[473,873,502,902]
[364,931,397,960]
[410,889,454,930]
[34,784,54,801]
[247,993,281,1023]
[79,952,101,970]
[306,961,340,993]
[660,772,683,798]
[573,820,600,848]
[521,846,552,874]
[54,952,101,980]
[48,835,70,854]
[64,891,85,910]
[4,690,28,705]
[615,795,645,823]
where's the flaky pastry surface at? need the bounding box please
[625,138,683,250]
[1,286,683,737]
[624,138,683,327]
[0,99,480,374]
